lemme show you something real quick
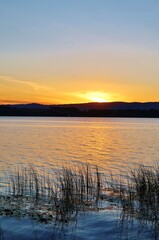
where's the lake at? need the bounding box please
[0,117,159,175]
[1,117,159,240]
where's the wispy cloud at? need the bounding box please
[0,75,54,92]
[0,99,31,104]
[0,75,58,104]
[0,76,34,86]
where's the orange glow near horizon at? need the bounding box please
[89,97,107,103]
[54,91,116,105]
[0,76,159,105]
[80,92,111,103]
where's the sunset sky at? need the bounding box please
[0,1,159,104]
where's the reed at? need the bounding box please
[107,165,159,240]
[2,162,159,239]
[54,163,103,221]
[2,163,103,223]
[4,163,159,217]
[107,164,159,225]
[128,165,159,219]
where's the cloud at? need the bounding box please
[0,75,58,104]
[0,99,31,104]
[0,75,54,92]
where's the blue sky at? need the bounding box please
[1,1,158,51]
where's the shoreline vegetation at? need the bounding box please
[1,102,159,117]
[1,163,159,239]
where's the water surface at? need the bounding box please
[0,117,159,174]
[1,117,159,239]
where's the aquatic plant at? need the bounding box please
[2,163,159,239]
[1,163,103,223]
[107,164,159,239]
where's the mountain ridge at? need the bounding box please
[2,101,159,110]
[1,102,159,117]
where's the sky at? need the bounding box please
[0,0,159,104]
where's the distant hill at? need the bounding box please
[3,102,159,110]
[57,102,159,111]
[5,103,50,110]
[1,102,159,117]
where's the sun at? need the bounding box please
[85,92,109,103]
[89,96,107,103]
[75,91,113,103]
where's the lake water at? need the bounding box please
[0,117,159,175]
[1,117,159,240]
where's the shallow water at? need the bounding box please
[0,209,158,240]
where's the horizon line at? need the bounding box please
[1,101,159,106]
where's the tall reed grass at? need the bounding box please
[2,163,159,239]
[107,164,159,239]
[3,163,103,222]
[4,163,159,221]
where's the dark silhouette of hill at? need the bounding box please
[58,102,159,111]
[6,103,50,110]
[0,102,159,117]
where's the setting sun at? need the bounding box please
[75,91,112,103]
[83,92,111,103]
[89,97,107,103]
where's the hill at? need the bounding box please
[0,102,159,117]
